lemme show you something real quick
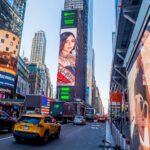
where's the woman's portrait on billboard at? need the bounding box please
[58,31,76,75]
[133,24,150,150]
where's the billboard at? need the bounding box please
[128,21,150,149]
[61,10,78,29]
[0,30,20,92]
[16,76,28,97]
[110,92,122,103]
[57,28,77,86]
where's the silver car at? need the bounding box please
[73,115,86,125]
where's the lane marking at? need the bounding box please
[0,136,13,141]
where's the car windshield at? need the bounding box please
[18,116,41,125]
[75,116,83,119]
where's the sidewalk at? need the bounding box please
[105,121,115,147]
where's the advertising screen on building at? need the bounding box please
[128,20,150,150]
[61,10,77,29]
[16,76,28,97]
[57,28,77,86]
[0,30,20,92]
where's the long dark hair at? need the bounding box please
[59,32,76,54]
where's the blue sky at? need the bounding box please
[20,0,115,112]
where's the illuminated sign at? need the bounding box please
[16,76,28,97]
[0,30,20,92]
[61,10,77,28]
[0,72,15,89]
[57,28,77,86]
[59,87,71,101]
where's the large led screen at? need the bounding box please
[16,76,28,97]
[128,21,150,149]
[57,28,77,86]
[0,30,20,91]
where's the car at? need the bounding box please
[0,110,16,132]
[73,115,86,125]
[13,113,61,144]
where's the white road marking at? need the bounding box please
[0,136,13,141]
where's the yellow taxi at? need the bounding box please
[97,115,107,122]
[13,113,61,144]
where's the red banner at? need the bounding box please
[110,92,122,102]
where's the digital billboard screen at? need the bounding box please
[61,10,77,29]
[128,20,150,149]
[57,28,77,86]
[0,30,20,92]
[16,76,28,97]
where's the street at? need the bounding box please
[0,122,106,150]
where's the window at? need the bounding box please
[44,117,51,123]
[14,50,16,54]
[13,37,16,41]
[18,116,41,125]
[5,34,9,38]
[16,45,18,49]
[6,47,9,51]
[10,42,13,46]
[1,39,4,43]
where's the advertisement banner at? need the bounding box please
[110,92,122,103]
[128,21,150,149]
[0,30,20,92]
[16,76,28,97]
[57,28,77,86]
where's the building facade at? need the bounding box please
[30,30,46,65]
[64,0,84,10]
[16,56,29,98]
[63,0,93,105]
[0,0,27,98]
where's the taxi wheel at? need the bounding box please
[43,132,49,144]
[15,137,21,143]
[55,128,60,138]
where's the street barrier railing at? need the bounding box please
[111,122,130,150]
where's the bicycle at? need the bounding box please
[99,139,121,150]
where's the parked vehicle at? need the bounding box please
[50,101,75,123]
[25,95,54,115]
[84,107,95,121]
[0,110,16,132]
[13,113,61,144]
[73,115,86,125]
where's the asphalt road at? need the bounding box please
[0,121,106,150]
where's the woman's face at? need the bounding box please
[63,35,75,54]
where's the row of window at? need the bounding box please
[0,46,16,54]
[2,33,19,41]
[0,39,19,49]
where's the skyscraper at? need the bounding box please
[63,0,93,105]
[30,30,46,65]
[64,0,84,10]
